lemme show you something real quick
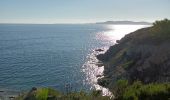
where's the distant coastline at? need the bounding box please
[96,21,152,25]
[0,20,152,25]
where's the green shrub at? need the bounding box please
[114,80,170,100]
[91,90,102,97]
[139,83,170,100]
[150,18,170,38]
[16,88,111,100]
[36,88,49,100]
[113,79,129,98]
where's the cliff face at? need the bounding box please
[97,19,170,89]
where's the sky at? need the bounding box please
[0,0,170,24]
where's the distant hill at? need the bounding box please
[96,21,152,25]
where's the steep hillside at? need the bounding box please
[97,19,170,88]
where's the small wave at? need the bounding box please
[82,47,113,96]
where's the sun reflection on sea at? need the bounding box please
[82,24,150,97]
[82,48,113,97]
[97,25,150,43]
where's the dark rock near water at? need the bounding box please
[97,78,110,87]
[96,75,102,77]
[0,90,4,92]
[24,87,37,100]
[95,49,104,52]
[31,87,37,91]
[0,89,20,100]
[95,63,104,67]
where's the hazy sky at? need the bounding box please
[0,0,170,23]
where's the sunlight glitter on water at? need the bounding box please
[82,25,150,97]
[102,25,149,43]
[82,47,113,96]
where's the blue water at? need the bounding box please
[0,24,112,91]
[0,24,148,92]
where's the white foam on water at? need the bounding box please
[82,25,150,98]
[82,47,113,97]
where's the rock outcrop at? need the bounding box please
[97,19,170,89]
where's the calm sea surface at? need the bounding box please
[0,24,148,92]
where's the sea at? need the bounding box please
[0,24,148,94]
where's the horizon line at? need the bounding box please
[0,20,153,25]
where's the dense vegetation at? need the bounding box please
[15,81,170,100]
[113,80,170,100]
[15,88,110,100]
[151,18,170,38]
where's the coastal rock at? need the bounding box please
[97,20,170,89]
[96,75,102,77]
[95,49,104,52]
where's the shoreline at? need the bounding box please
[0,88,21,100]
[82,47,113,96]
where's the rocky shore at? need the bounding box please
[96,19,170,89]
[0,89,20,100]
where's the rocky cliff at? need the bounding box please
[97,19,170,89]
